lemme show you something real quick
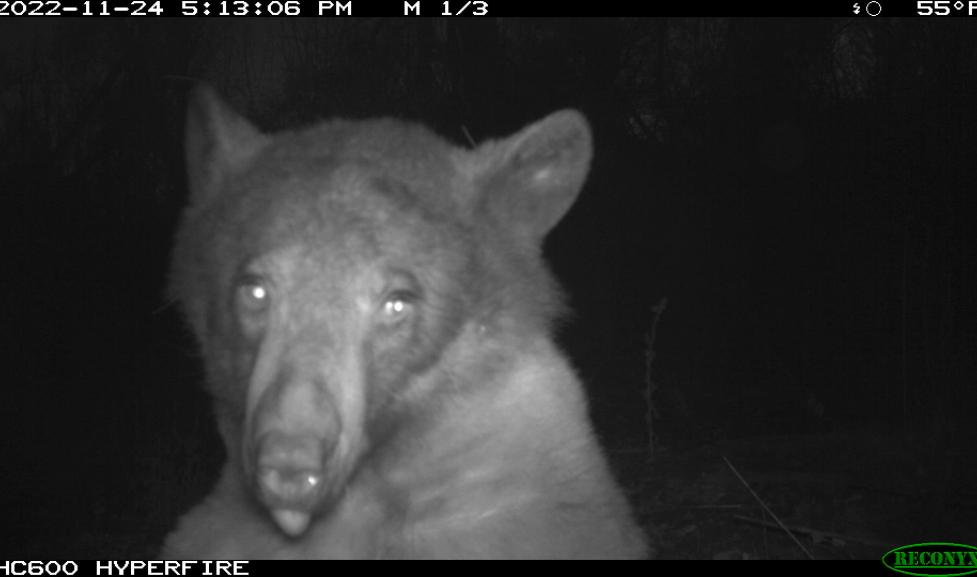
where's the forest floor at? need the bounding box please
[619,429,976,560]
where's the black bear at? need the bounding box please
[162,87,646,559]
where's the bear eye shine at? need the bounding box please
[235,275,271,316]
[380,291,416,323]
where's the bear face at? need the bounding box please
[163,87,645,559]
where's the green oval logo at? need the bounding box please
[883,543,977,577]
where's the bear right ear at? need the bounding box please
[185,85,267,208]
[471,109,592,245]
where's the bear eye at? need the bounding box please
[235,274,271,315]
[380,290,416,322]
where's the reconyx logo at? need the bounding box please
[883,543,977,577]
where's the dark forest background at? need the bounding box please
[2,18,975,559]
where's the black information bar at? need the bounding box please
[0,0,964,17]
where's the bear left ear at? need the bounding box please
[185,85,268,208]
[474,110,592,242]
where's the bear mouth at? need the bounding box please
[270,508,313,537]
